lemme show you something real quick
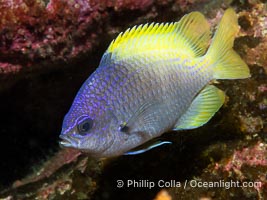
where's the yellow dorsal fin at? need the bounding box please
[104,11,211,63]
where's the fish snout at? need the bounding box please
[59,134,77,148]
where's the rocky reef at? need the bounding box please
[0,0,266,199]
[0,0,152,74]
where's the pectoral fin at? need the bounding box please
[119,100,161,133]
[124,140,172,155]
[174,85,225,130]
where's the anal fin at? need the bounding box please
[174,85,225,130]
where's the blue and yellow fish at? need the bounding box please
[59,8,250,157]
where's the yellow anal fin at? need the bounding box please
[174,85,225,130]
[105,11,210,63]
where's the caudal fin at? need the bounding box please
[206,8,250,79]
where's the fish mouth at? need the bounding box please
[59,134,77,148]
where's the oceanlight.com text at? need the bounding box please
[116,179,262,190]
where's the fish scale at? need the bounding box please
[102,57,210,137]
[59,9,250,157]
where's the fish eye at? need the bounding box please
[77,117,93,135]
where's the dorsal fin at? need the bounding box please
[102,12,210,64]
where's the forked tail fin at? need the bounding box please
[206,8,250,79]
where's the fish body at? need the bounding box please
[60,9,250,157]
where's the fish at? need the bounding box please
[59,8,250,157]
